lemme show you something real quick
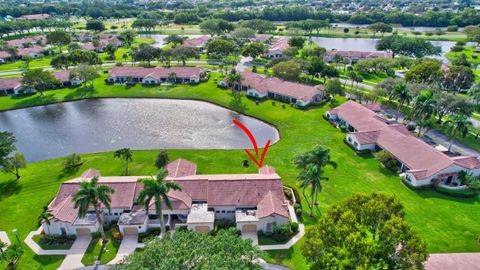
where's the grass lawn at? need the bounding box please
[446,46,480,65]
[258,235,290,245]
[0,56,52,72]
[81,231,120,266]
[0,72,480,269]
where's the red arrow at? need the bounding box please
[233,119,271,168]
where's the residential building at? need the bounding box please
[181,36,211,48]
[0,77,23,95]
[0,71,81,96]
[16,13,50,20]
[230,70,324,107]
[264,38,290,59]
[325,101,480,187]
[6,35,46,48]
[17,45,45,58]
[41,159,290,236]
[324,50,393,64]
[0,51,13,63]
[107,66,204,84]
[248,34,273,42]
[53,71,82,87]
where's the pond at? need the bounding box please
[140,34,201,48]
[0,99,279,162]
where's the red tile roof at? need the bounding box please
[166,158,197,177]
[259,165,276,174]
[0,77,21,90]
[17,45,44,56]
[241,70,323,102]
[257,191,289,219]
[0,51,12,58]
[81,168,101,179]
[7,35,45,47]
[182,36,211,48]
[269,38,290,52]
[330,101,480,180]
[17,14,50,20]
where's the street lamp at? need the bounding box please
[11,229,20,246]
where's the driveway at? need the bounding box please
[425,253,480,270]
[236,56,254,72]
[58,235,92,270]
[107,234,140,265]
[241,232,258,246]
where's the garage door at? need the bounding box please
[242,224,257,233]
[76,228,91,236]
[195,226,210,233]
[124,227,138,235]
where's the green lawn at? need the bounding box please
[81,231,120,266]
[1,72,480,269]
[446,46,480,65]
[0,56,53,72]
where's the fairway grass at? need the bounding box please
[0,73,479,269]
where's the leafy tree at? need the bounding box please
[137,168,181,236]
[0,131,16,169]
[86,20,105,32]
[46,30,71,52]
[114,148,133,175]
[442,65,474,93]
[62,153,83,173]
[293,145,336,217]
[21,68,59,96]
[70,64,100,89]
[391,83,413,120]
[376,35,441,58]
[22,55,32,68]
[451,54,471,68]
[443,114,472,151]
[319,65,339,83]
[164,34,187,47]
[410,90,437,135]
[230,27,256,40]
[404,59,442,84]
[50,54,71,70]
[376,77,404,98]
[288,36,306,49]
[200,19,234,36]
[131,19,157,32]
[0,244,24,267]
[154,150,169,169]
[130,43,161,67]
[105,44,117,60]
[458,171,480,190]
[303,193,427,270]
[225,69,244,91]
[463,25,480,43]
[69,49,101,65]
[72,177,114,241]
[272,60,301,81]
[241,42,266,59]
[469,84,480,105]
[171,46,200,66]
[239,19,275,34]
[302,47,326,58]
[206,38,237,59]
[111,228,263,270]
[325,78,344,97]
[282,47,298,59]
[2,152,26,180]
[306,56,325,78]
[119,30,137,47]
[367,22,393,36]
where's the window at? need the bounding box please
[266,223,272,232]
[114,213,118,216]
[221,211,225,213]
[61,228,67,235]
[215,211,220,213]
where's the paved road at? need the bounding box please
[236,56,254,71]
[338,78,374,90]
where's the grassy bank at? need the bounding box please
[0,73,480,269]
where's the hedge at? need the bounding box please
[434,186,479,198]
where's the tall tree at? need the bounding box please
[0,131,16,169]
[469,85,480,105]
[241,42,266,59]
[130,43,160,67]
[136,168,181,236]
[443,114,472,151]
[72,177,114,241]
[46,30,71,52]
[391,83,413,120]
[272,60,301,81]
[119,30,137,47]
[225,69,243,91]
[164,34,187,47]
[114,148,133,175]
[303,193,428,270]
[20,68,59,96]
[376,35,441,58]
[86,20,105,32]
[2,152,26,180]
[200,19,234,36]
[293,145,337,217]
[70,64,100,89]
[410,90,437,135]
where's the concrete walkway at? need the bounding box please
[0,231,11,250]
[241,232,259,246]
[57,235,92,270]
[24,227,72,255]
[107,234,143,265]
[425,253,480,270]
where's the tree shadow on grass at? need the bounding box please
[32,254,65,267]
[12,94,59,109]
[64,86,98,101]
[0,179,22,201]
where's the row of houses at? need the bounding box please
[323,50,393,64]
[107,66,205,84]
[221,70,325,107]
[326,101,480,187]
[42,159,291,236]
[264,38,290,59]
[0,71,81,96]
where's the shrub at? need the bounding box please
[295,207,302,216]
[284,189,293,201]
[62,153,83,173]
[406,124,416,131]
[115,62,123,66]
[252,65,257,72]
[242,159,249,167]
[424,32,433,36]
[339,124,348,133]
[91,231,101,238]
[412,31,421,35]
[450,45,464,52]
[290,222,299,233]
[447,25,458,32]
[374,150,392,164]
[294,203,301,210]
[155,150,169,168]
[384,159,398,171]
[272,223,292,242]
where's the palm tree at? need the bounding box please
[72,177,115,241]
[168,72,177,84]
[113,148,133,175]
[38,212,53,235]
[469,85,480,105]
[136,168,181,236]
[225,70,243,92]
[391,83,412,121]
[443,114,472,152]
[410,90,437,136]
[293,145,337,217]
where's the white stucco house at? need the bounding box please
[326,101,480,188]
[107,66,203,85]
[41,159,291,236]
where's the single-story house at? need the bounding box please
[17,45,45,58]
[6,35,46,48]
[41,159,290,236]
[326,101,480,187]
[264,38,290,59]
[230,70,325,107]
[324,50,393,64]
[0,51,13,63]
[0,77,23,95]
[181,36,211,48]
[0,71,81,96]
[16,13,50,20]
[248,34,273,42]
[107,66,204,84]
[53,71,82,87]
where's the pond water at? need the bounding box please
[140,34,201,48]
[329,23,465,32]
[0,99,279,162]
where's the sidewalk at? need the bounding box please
[0,231,11,248]
[58,235,92,270]
[107,234,144,265]
[425,253,480,270]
